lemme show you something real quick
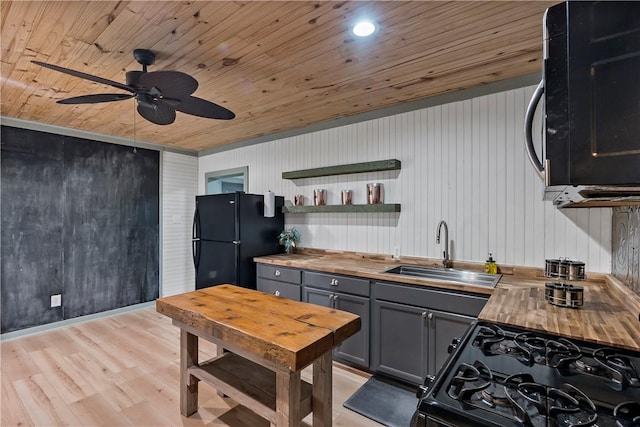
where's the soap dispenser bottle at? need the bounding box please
[485,253,498,274]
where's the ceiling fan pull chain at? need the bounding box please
[132,102,137,154]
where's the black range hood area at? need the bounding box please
[525,1,640,208]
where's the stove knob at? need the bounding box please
[415,384,428,399]
[415,375,435,399]
[447,338,461,354]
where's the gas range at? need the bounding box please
[412,322,640,427]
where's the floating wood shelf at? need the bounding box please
[282,204,401,214]
[282,159,401,180]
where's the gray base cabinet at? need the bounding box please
[257,262,488,383]
[256,264,301,301]
[371,281,487,385]
[430,309,476,375]
[373,300,429,384]
[302,271,370,369]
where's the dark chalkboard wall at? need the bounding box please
[1,126,159,333]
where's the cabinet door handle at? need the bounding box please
[274,290,281,297]
[334,279,339,286]
[421,312,427,319]
[428,312,433,320]
[333,295,338,301]
[274,270,281,277]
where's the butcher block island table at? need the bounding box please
[156,284,361,427]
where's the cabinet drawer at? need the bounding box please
[256,264,301,284]
[303,271,370,297]
[373,281,487,317]
[257,278,301,301]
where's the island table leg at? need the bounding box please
[312,351,332,427]
[180,329,199,416]
[276,369,301,427]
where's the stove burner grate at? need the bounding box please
[614,401,640,427]
[480,387,512,408]
[447,360,492,401]
[446,359,606,427]
[505,381,598,427]
[473,326,540,365]
[422,324,640,427]
[473,325,505,350]
[471,326,639,388]
[546,337,582,369]
[593,348,640,390]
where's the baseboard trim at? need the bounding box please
[0,301,155,342]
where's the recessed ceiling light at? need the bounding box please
[352,20,377,37]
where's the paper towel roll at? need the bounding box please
[264,190,275,217]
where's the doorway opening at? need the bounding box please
[205,166,248,195]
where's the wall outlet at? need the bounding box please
[50,294,62,308]
[392,246,401,260]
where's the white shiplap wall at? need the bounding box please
[162,152,198,296]
[199,85,612,272]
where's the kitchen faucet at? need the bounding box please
[436,220,452,268]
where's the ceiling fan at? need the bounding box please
[32,49,235,125]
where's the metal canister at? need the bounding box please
[366,183,384,204]
[567,261,585,280]
[566,285,584,307]
[557,259,570,279]
[544,283,584,308]
[313,189,327,206]
[545,259,560,278]
[341,190,353,205]
[544,282,556,301]
[553,283,567,305]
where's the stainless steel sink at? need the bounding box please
[382,264,501,288]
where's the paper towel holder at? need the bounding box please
[264,190,276,217]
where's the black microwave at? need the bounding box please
[525,1,640,207]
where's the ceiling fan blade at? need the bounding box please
[32,61,135,93]
[138,71,198,98]
[176,96,235,120]
[137,101,176,125]
[57,93,134,104]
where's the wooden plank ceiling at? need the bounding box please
[1,1,556,152]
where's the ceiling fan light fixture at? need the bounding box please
[352,20,377,37]
[137,93,156,109]
[31,48,235,125]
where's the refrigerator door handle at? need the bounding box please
[192,206,200,240]
[232,240,240,245]
[192,206,201,270]
[192,238,200,270]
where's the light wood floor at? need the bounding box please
[1,307,384,427]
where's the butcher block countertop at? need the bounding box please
[255,250,502,296]
[156,284,361,371]
[479,275,640,351]
[255,250,640,351]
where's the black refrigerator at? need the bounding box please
[192,192,284,290]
